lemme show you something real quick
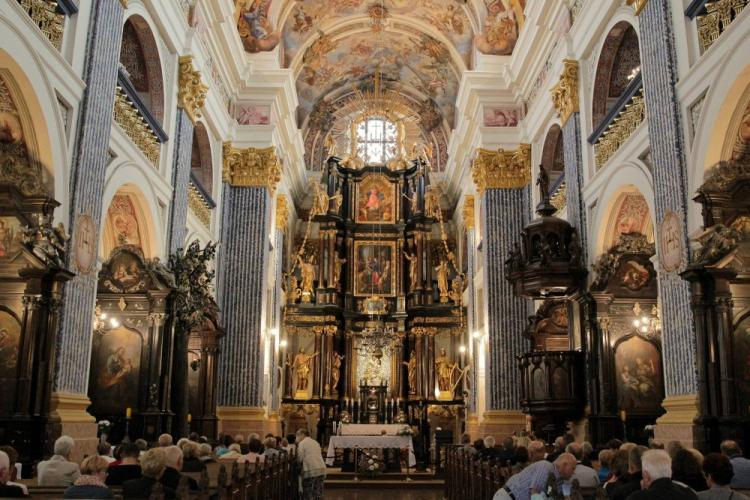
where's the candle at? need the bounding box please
[187,413,192,423]
[620,410,627,422]
[126,407,132,419]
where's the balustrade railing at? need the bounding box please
[113,68,168,167]
[188,172,215,229]
[687,0,748,53]
[17,0,76,51]
[589,74,645,169]
[549,174,567,212]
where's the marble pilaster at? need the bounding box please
[562,113,588,254]
[166,109,194,253]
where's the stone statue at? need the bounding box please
[403,249,419,290]
[333,253,346,288]
[435,260,450,302]
[536,164,550,202]
[402,350,417,394]
[331,352,344,391]
[435,347,457,393]
[297,254,316,296]
[293,347,319,392]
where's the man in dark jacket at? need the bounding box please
[626,450,698,500]
[122,448,176,500]
[609,445,647,500]
[105,442,141,486]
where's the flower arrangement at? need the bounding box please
[357,450,384,478]
[97,420,112,441]
[396,425,414,436]
[340,411,351,424]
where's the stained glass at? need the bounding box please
[355,117,397,165]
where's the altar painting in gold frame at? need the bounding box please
[354,174,396,224]
[353,240,397,297]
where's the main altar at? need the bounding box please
[279,115,469,457]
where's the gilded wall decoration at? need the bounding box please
[475,0,525,56]
[222,143,282,193]
[235,0,280,53]
[550,59,579,126]
[471,144,531,192]
[353,240,397,297]
[177,56,208,124]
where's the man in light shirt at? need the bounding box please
[494,453,577,500]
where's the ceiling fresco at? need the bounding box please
[282,0,474,67]
[295,29,460,128]
[475,0,526,56]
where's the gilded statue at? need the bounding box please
[293,347,319,392]
[403,249,419,290]
[296,254,316,299]
[435,260,450,302]
[448,277,463,305]
[287,274,301,303]
[333,253,346,289]
[312,182,342,216]
[325,134,337,157]
[331,352,344,392]
[402,350,417,395]
[424,190,439,219]
[435,347,457,393]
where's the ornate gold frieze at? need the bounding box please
[19,0,66,50]
[276,194,289,232]
[187,182,211,228]
[411,326,438,336]
[550,59,579,126]
[177,55,208,125]
[626,0,649,15]
[471,144,531,193]
[593,88,646,169]
[550,181,567,212]
[114,87,160,166]
[463,195,475,230]
[697,0,748,53]
[222,143,282,192]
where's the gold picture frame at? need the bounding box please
[354,174,397,224]
[353,240,397,297]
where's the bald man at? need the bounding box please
[494,453,577,500]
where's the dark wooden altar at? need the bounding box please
[0,185,73,462]
[187,313,223,438]
[88,246,174,442]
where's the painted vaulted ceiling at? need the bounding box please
[234,0,526,170]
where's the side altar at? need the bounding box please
[279,140,470,457]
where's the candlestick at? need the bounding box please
[125,407,132,419]
[620,410,627,422]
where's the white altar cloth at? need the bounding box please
[340,424,404,436]
[326,435,416,467]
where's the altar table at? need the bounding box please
[340,424,404,436]
[326,435,416,467]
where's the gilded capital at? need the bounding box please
[626,0,648,15]
[177,55,209,124]
[462,195,475,230]
[276,194,289,231]
[222,143,282,193]
[471,144,531,193]
[550,59,579,126]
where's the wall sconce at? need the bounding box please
[279,339,288,349]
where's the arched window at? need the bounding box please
[356,117,398,165]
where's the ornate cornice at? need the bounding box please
[276,194,289,231]
[177,55,208,124]
[471,144,531,193]
[550,59,579,126]
[222,143,282,192]
[626,0,648,15]
[462,195,475,230]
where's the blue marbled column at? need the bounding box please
[166,109,195,253]
[55,0,124,394]
[216,186,271,407]
[481,187,531,410]
[640,0,698,396]
[563,113,588,257]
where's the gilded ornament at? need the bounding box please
[471,144,531,192]
[222,143,282,192]
[593,89,646,168]
[550,182,567,212]
[114,87,160,166]
[626,0,649,15]
[177,55,208,124]
[187,182,211,228]
[19,0,66,50]
[462,195,475,230]
[550,59,579,126]
[276,195,289,232]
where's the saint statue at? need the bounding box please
[403,249,419,290]
[333,253,346,289]
[402,350,417,394]
[424,190,439,219]
[331,352,344,392]
[292,347,319,392]
[435,347,457,393]
[536,164,550,203]
[325,133,337,157]
[435,260,450,302]
[297,254,316,298]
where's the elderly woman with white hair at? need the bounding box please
[627,450,698,500]
[63,455,113,498]
[37,435,81,486]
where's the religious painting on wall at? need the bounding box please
[0,310,21,415]
[483,106,521,127]
[235,0,280,53]
[101,250,147,294]
[234,103,271,125]
[353,240,396,297]
[0,216,22,258]
[90,326,142,414]
[107,194,143,250]
[614,335,663,413]
[618,259,651,292]
[354,174,396,224]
